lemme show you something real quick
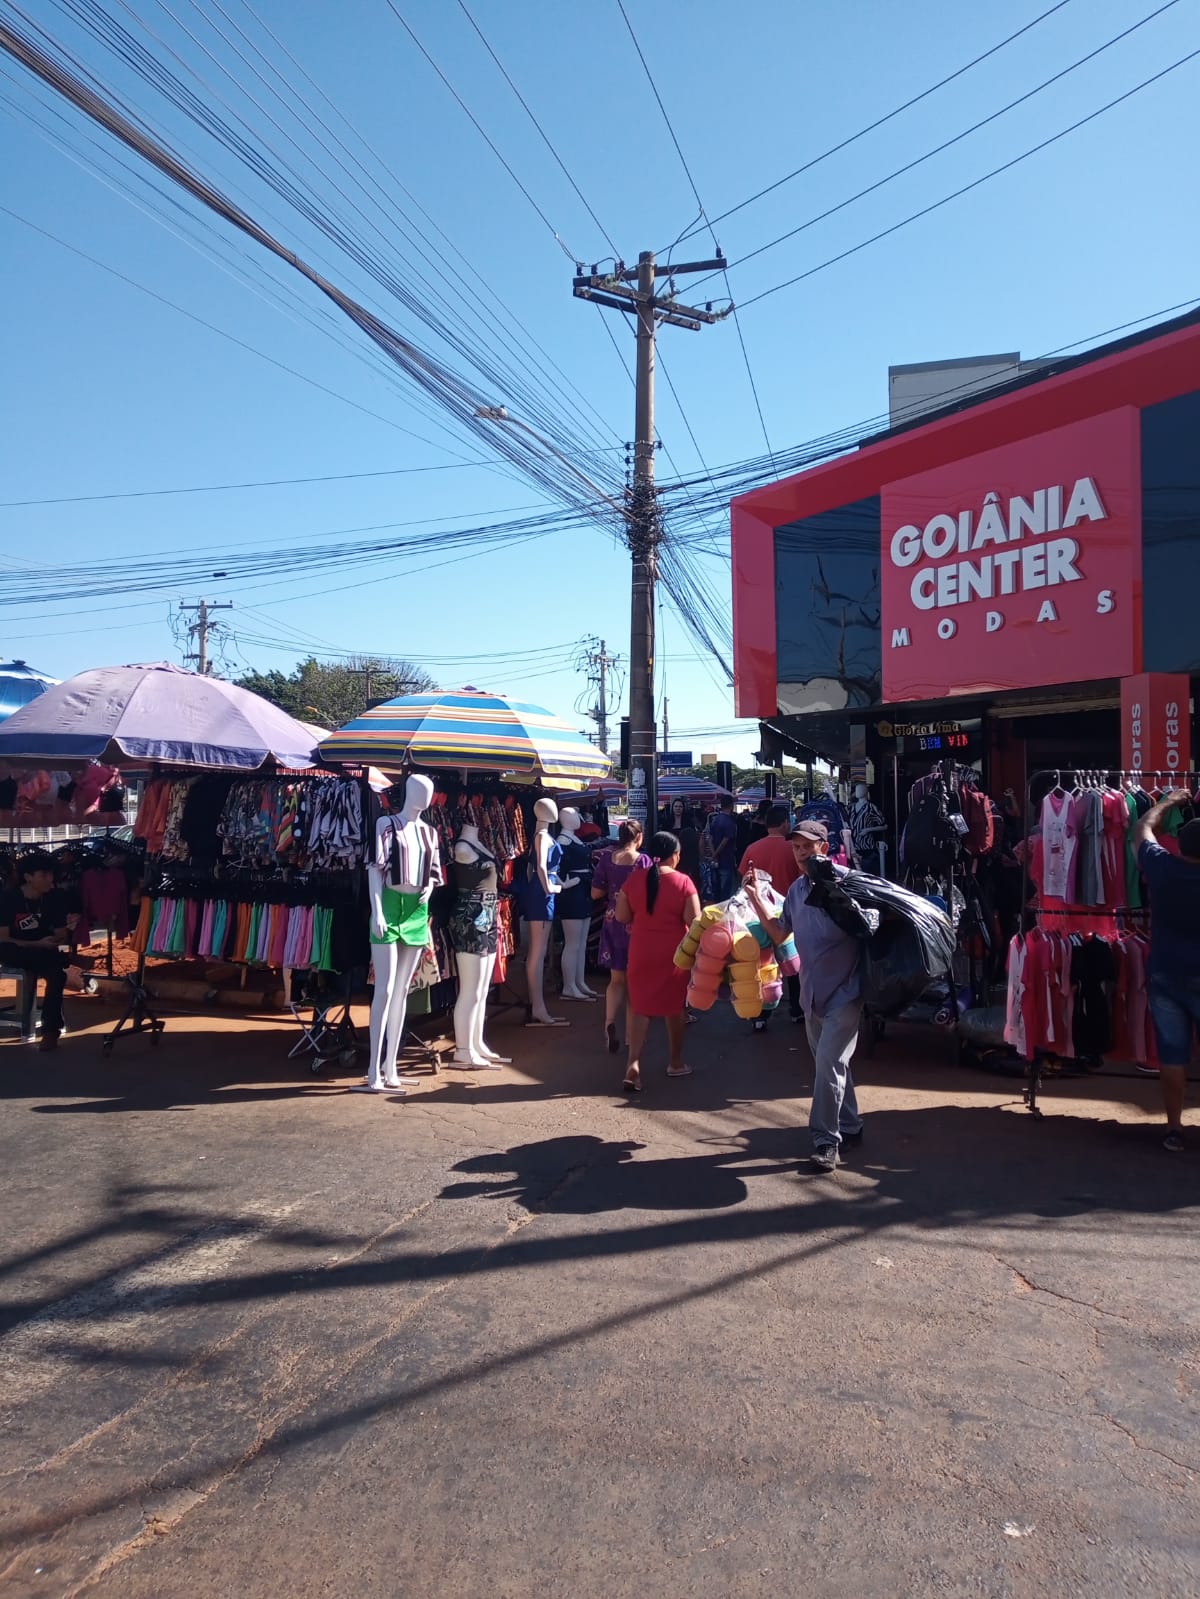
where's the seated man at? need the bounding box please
[0,854,72,1051]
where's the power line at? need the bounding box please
[5,3,621,503]
[738,44,1200,310]
[661,0,1077,249]
[695,0,1184,294]
[382,0,576,260]
[0,459,494,507]
[233,0,625,451]
[614,0,776,468]
[453,0,621,259]
[0,203,482,458]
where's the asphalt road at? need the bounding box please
[1,993,1197,1598]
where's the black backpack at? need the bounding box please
[904,786,960,871]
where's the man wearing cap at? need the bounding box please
[744,819,864,1172]
[1133,788,1200,1151]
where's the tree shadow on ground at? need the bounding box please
[3,1098,1199,1552]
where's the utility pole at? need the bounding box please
[179,598,232,676]
[582,637,619,754]
[573,250,729,828]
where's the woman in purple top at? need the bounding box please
[591,818,650,1054]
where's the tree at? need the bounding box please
[236,655,437,730]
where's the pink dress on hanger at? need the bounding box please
[1040,791,1077,901]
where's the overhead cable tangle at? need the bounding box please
[148,0,617,462]
[25,0,614,484]
[0,15,624,526]
[234,0,624,448]
[0,201,482,458]
[0,76,503,460]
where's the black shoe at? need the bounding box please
[810,1144,838,1172]
[790,1010,805,1024]
[752,1018,768,1034]
[841,1126,864,1147]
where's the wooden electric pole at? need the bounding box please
[573,250,728,828]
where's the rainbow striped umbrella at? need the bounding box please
[318,689,611,784]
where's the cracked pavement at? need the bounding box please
[0,998,1197,1598]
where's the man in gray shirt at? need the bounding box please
[745,821,864,1171]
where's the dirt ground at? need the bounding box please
[1,976,1197,1599]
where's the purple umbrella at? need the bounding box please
[0,662,319,771]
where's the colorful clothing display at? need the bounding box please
[131,894,342,971]
[1004,928,1156,1067]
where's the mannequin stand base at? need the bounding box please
[524,1003,569,1028]
[350,1079,414,1095]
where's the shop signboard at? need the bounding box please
[881,408,1142,701]
[1120,673,1191,775]
[659,750,694,768]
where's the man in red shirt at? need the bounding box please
[739,804,803,1029]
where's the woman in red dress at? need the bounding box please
[615,830,701,1091]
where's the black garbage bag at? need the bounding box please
[806,859,956,1017]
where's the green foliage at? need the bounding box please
[236,655,436,731]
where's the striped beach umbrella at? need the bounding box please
[318,689,612,785]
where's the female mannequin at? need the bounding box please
[556,806,597,1002]
[520,797,573,1027]
[447,812,510,1068]
[357,773,441,1094]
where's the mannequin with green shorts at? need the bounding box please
[357,773,442,1095]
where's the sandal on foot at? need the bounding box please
[666,1065,693,1078]
[622,1071,642,1094]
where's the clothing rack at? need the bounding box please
[1016,767,1200,1115]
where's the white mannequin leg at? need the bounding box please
[450,951,491,1066]
[560,919,595,1000]
[525,919,567,1026]
[357,940,423,1092]
[471,953,510,1063]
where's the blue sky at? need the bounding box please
[3,0,1198,765]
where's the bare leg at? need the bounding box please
[665,1011,689,1074]
[604,969,627,1050]
[625,1010,650,1087]
[525,920,567,1026]
[1161,1064,1186,1130]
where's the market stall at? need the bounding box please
[319,688,612,1072]
[0,663,354,1053]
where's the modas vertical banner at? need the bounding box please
[1121,674,1191,776]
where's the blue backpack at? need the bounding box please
[798,794,848,845]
